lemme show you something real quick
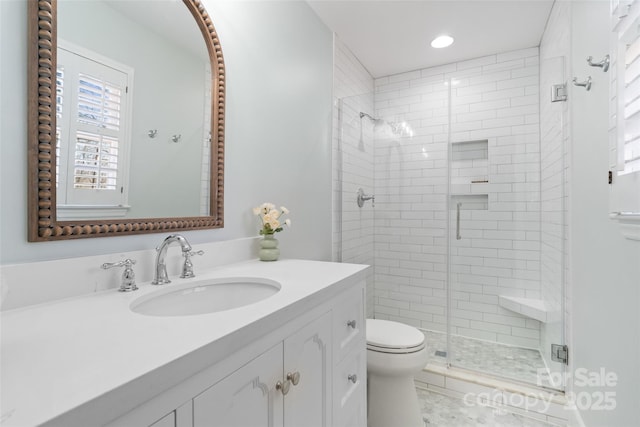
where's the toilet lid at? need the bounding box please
[366,319,425,352]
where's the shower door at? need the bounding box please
[446,57,567,391]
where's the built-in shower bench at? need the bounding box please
[498,295,560,323]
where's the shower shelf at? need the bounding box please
[451,139,489,194]
[498,295,560,323]
[450,194,488,210]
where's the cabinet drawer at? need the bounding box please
[333,350,366,427]
[332,284,365,362]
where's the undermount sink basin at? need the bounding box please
[131,277,281,316]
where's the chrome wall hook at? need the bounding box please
[171,134,182,143]
[587,55,610,72]
[148,129,158,138]
[573,76,592,91]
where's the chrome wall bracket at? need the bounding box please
[551,83,568,102]
[551,344,569,365]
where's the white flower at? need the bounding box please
[271,219,281,229]
[253,201,290,235]
[263,202,275,211]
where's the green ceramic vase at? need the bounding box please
[259,234,280,261]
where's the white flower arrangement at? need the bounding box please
[253,202,291,235]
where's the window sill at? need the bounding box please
[57,205,131,220]
[609,212,640,241]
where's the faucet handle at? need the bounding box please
[101,259,138,292]
[185,250,205,257]
[180,250,204,279]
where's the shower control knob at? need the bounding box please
[287,371,301,386]
[347,320,357,329]
[276,380,290,395]
[348,374,357,384]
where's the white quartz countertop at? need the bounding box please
[0,259,368,427]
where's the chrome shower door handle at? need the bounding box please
[456,203,462,240]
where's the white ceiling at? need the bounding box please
[307,0,555,78]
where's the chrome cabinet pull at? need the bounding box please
[276,380,290,395]
[348,374,357,384]
[287,371,301,386]
[347,320,357,329]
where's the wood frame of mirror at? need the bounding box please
[27,0,225,241]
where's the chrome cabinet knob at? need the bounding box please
[287,371,301,386]
[348,374,357,384]
[276,380,290,395]
[347,320,357,329]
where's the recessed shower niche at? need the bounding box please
[450,139,489,210]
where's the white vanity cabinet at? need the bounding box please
[114,280,366,427]
[331,285,367,427]
[193,311,333,427]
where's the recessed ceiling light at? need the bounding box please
[431,35,454,49]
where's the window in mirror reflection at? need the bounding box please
[56,42,133,220]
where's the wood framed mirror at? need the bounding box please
[27,0,225,241]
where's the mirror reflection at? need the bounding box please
[56,0,211,220]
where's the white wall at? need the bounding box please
[569,2,640,426]
[0,1,333,265]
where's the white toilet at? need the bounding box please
[366,319,428,427]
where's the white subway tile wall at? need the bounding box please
[373,48,543,349]
[332,36,375,317]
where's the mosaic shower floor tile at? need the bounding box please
[418,388,565,427]
[423,330,551,387]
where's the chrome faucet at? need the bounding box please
[152,234,194,285]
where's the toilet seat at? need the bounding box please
[366,319,426,354]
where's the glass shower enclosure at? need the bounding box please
[336,54,567,391]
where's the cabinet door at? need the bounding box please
[193,343,284,427]
[283,311,332,427]
[149,411,175,427]
[333,349,366,427]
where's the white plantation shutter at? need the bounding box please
[610,0,640,238]
[617,3,640,173]
[73,73,122,191]
[56,43,132,212]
